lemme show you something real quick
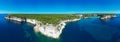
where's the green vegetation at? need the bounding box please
[8,14,115,24]
[9,14,80,24]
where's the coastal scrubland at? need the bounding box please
[8,14,80,24]
[8,14,115,24]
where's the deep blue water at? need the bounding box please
[61,14,120,42]
[0,14,120,42]
[0,14,38,42]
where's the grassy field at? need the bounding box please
[9,14,80,24]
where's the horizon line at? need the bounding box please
[0,11,120,14]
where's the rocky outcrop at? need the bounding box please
[5,16,81,39]
[100,15,116,21]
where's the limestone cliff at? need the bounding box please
[5,16,81,39]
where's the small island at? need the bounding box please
[5,14,116,39]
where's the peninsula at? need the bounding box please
[5,14,116,39]
[5,14,82,39]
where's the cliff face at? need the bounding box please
[99,15,116,21]
[5,16,80,39]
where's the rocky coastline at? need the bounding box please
[5,16,81,39]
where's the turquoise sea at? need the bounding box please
[0,14,120,42]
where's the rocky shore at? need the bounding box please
[100,15,116,21]
[5,16,81,39]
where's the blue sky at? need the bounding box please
[0,0,120,13]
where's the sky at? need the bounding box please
[0,0,120,13]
